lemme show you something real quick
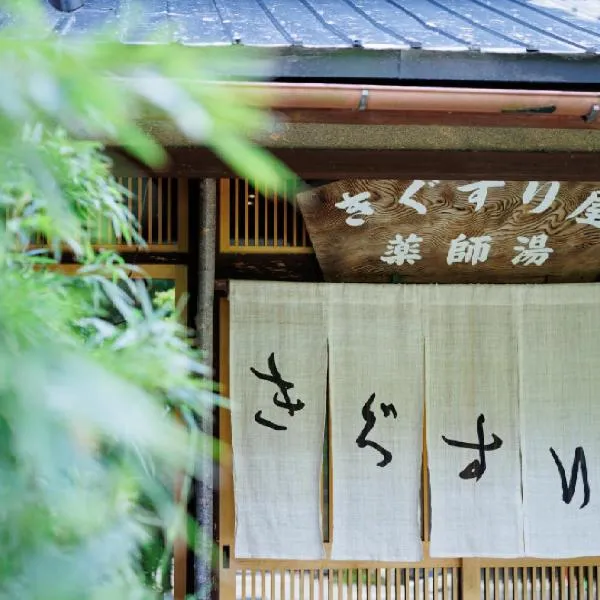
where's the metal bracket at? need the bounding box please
[358,89,369,111]
[583,104,600,123]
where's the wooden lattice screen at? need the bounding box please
[33,177,187,251]
[218,298,600,600]
[219,179,312,253]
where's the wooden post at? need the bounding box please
[195,179,218,600]
[462,560,482,600]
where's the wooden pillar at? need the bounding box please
[195,178,217,600]
[462,560,482,600]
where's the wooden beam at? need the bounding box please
[276,109,599,130]
[216,252,323,283]
[108,147,600,181]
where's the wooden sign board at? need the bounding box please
[296,179,600,284]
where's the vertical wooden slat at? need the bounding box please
[561,567,567,600]
[148,177,154,244]
[483,567,492,600]
[167,177,173,244]
[387,569,392,600]
[253,180,259,246]
[137,177,143,236]
[219,178,229,251]
[241,569,247,600]
[570,567,576,600]
[271,569,277,600]
[274,183,279,248]
[127,176,133,217]
[292,569,297,600]
[233,179,239,247]
[244,179,249,246]
[157,177,163,244]
[495,568,500,600]
[177,178,189,252]
[115,177,123,244]
[453,568,459,600]
[541,568,547,600]
[425,568,431,600]
[292,182,298,247]
[97,186,104,242]
[320,569,324,600]
[551,567,556,600]
[264,182,269,247]
[367,569,372,600]
[376,569,382,600]
[583,566,589,600]
[283,181,288,246]
[441,568,447,600]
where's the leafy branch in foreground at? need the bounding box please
[0,2,288,597]
[0,128,212,599]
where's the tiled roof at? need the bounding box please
[7,1,600,82]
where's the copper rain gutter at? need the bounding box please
[226,82,600,129]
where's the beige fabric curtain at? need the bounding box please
[519,284,600,557]
[229,281,327,559]
[329,284,424,561]
[425,285,524,558]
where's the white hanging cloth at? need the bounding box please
[229,281,327,559]
[329,284,424,561]
[425,285,524,558]
[519,285,600,557]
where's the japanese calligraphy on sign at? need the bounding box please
[296,179,600,283]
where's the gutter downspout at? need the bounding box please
[226,82,600,122]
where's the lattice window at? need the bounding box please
[32,177,186,252]
[479,565,599,600]
[219,179,312,253]
[235,567,461,600]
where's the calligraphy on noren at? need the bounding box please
[442,413,503,481]
[250,352,304,431]
[356,393,398,467]
[550,446,591,509]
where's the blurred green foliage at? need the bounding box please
[0,1,288,598]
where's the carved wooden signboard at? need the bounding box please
[296,179,600,283]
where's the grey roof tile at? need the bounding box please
[29,0,600,52]
[11,1,600,81]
